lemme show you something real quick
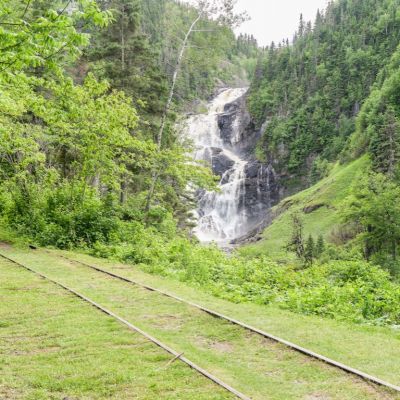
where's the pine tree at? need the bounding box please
[298,13,305,37]
[286,213,305,260]
[86,0,167,120]
[369,106,400,179]
[315,235,325,258]
[305,235,315,266]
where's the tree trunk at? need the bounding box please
[120,180,127,205]
[145,12,202,213]
[156,12,202,150]
[121,5,125,70]
[144,170,160,213]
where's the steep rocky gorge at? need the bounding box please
[185,88,282,245]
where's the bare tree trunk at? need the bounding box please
[145,13,202,213]
[156,12,202,150]
[144,170,160,213]
[120,179,127,205]
[121,5,125,70]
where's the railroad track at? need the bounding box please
[0,252,249,400]
[2,248,400,398]
[53,251,400,394]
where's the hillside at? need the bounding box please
[242,0,400,273]
[248,0,400,186]
[240,157,369,259]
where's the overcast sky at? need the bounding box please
[234,0,329,46]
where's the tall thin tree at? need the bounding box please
[145,0,248,212]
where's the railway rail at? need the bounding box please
[3,248,400,397]
[0,252,250,400]
[54,251,400,394]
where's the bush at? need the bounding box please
[2,180,119,249]
[102,235,400,326]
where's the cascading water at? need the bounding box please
[185,87,254,244]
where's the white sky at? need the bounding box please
[234,0,330,46]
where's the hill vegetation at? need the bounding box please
[248,0,400,179]
[241,157,369,259]
[247,0,400,276]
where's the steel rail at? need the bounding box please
[57,251,400,394]
[0,252,251,400]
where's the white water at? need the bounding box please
[185,88,250,244]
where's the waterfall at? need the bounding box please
[185,88,254,244]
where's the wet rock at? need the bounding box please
[186,88,284,243]
[210,148,235,177]
[243,161,280,220]
[217,92,257,153]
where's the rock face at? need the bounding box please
[244,161,280,218]
[184,88,281,244]
[214,91,281,238]
[217,94,259,154]
[211,148,235,177]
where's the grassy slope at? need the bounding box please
[240,157,369,259]
[0,257,233,400]
[1,246,399,399]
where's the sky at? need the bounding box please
[234,0,329,47]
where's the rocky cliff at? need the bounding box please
[209,90,282,243]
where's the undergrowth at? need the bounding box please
[1,181,399,328]
[89,230,400,327]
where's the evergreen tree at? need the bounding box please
[369,106,400,178]
[315,235,325,258]
[298,13,305,37]
[248,0,400,182]
[305,235,315,266]
[286,213,305,260]
[344,173,400,268]
[86,0,168,123]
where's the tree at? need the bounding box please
[247,0,400,182]
[286,213,305,260]
[0,0,111,75]
[315,235,325,257]
[156,0,248,150]
[344,173,400,267]
[369,106,400,178]
[298,13,305,37]
[86,0,167,120]
[305,235,315,266]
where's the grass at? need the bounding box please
[240,156,369,259]
[48,248,400,388]
[0,255,234,400]
[1,246,399,400]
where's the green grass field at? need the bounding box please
[0,255,234,400]
[55,248,400,388]
[1,245,399,399]
[240,157,369,259]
